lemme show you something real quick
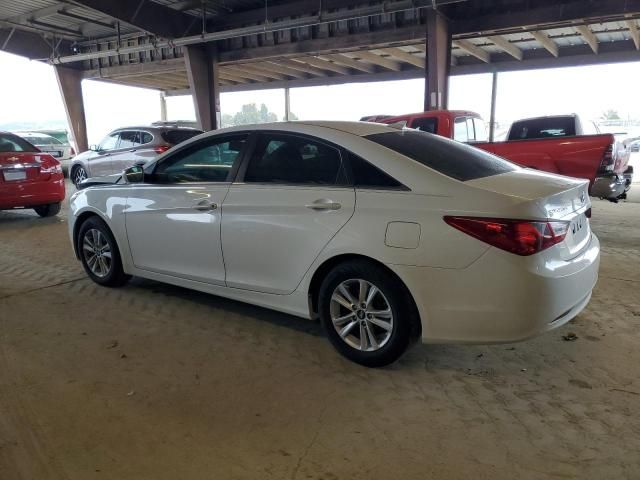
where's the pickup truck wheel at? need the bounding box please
[33,203,61,217]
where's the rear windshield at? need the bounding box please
[508,117,576,140]
[25,136,62,145]
[0,133,39,153]
[365,130,517,182]
[162,129,203,145]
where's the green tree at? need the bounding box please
[601,109,621,120]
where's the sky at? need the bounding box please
[1,50,640,145]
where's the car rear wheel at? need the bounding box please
[77,216,130,287]
[33,202,61,217]
[318,260,417,367]
[72,165,87,187]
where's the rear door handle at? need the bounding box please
[129,149,137,152]
[305,199,341,211]
[193,200,218,211]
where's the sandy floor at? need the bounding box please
[0,181,639,480]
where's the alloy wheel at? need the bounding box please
[329,279,393,352]
[82,228,112,277]
[74,167,87,186]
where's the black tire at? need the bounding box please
[77,216,130,287]
[72,165,88,188]
[318,260,418,367]
[33,202,61,217]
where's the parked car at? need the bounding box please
[69,121,599,367]
[30,129,71,145]
[0,131,65,217]
[378,111,632,202]
[70,125,203,187]
[15,131,75,175]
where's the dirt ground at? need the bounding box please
[1,180,639,480]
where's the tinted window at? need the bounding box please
[508,117,576,140]
[453,117,469,142]
[0,133,38,152]
[140,132,153,144]
[162,129,203,145]
[411,117,438,134]
[244,134,344,185]
[24,136,61,145]
[365,130,517,182]
[153,134,247,183]
[348,152,404,189]
[118,131,139,148]
[99,133,119,151]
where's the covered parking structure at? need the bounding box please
[2,0,640,148]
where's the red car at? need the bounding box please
[0,132,65,217]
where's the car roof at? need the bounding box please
[111,125,202,131]
[217,120,396,137]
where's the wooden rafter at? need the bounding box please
[530,30,559,57]
[487,35,523,60]
[231,64,286,80]
[575,25,599,53]
[291,56,349,75]
[377,47,425,68]
[320,54,375,73]
[345,51,401,71]
[275,59,328,77]
[452,39,490,63]
[626,19,640,50]
[259,61,307,79]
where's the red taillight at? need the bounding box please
[154,145,170,154]
[444,216,570,256]
[598,143,615,174]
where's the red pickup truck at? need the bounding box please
[377,111,631,202]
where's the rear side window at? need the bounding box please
[411,117,438,134]
[348,152,404,189]
[508,117,576,140]
[118,131,139,148]
[0,133,38,152]
[244,134,345,185]
[365,130,517,182]
[162,129,203,145]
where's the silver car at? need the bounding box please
[14,131,75,175]
[70,125,203,187]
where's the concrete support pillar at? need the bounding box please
[489,71,498,142]
[284,87,291,121]
[54,65,88,153]
[424,10,451,111]
[184,44,220,131]
[160,92,168,121]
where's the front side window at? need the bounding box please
[153,134,248,183]
[99,133,120,151]
[473,118,488,142]
[244,134,345,185]
[0,133,38,152]
[365,130,517,182]
[453,117,469,142]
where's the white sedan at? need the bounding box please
[14,131,75,174]
[69,121,599,367]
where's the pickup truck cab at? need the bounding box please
[379,111,631,202]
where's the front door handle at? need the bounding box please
[305,199,341,211]
[129,149,137,152]
[193,200,218,211]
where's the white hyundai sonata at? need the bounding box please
[69,121,599,367]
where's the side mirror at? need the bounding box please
[123,165,144,184]
[89,144,99,151]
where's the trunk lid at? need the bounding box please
[0,152,53,184]
[467,168,592,260]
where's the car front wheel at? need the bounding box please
[72,165,88,187]
[33,202,61,217]
[77,216,130,287]
[318,260,417,367]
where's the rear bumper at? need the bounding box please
[591,173,627,200]
[390,233,600,344]
[0,175,65,209]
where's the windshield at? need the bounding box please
[365,130,517,182]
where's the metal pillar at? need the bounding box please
[424,9,451,111]
[284,87,291,121]
[489,71,498,142]
[160,92,168,121]
[54,66,88,153]
[184,44,220,131]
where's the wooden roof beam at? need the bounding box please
[530,30,559,57]
[627,19,640,50]
[452,39,490,63]
[290,56,349,75]
[345,51,402,71]
[575,25,599,54]
[377,47,425,68]
[275,59,328,77]
[487,35,523,60]
[319,54,375,73]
